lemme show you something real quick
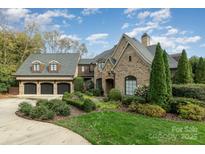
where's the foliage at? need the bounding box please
[172,84,205,101]
[83,98,96,112]
[93,88,101,96]
[149,43,167,106]
[85,80,94,91]
[128,103,166,118]
[0,64,17,92]
[175,50,193,84]
[55,111,205,144]
[189,56,199,76]
[168,97,205,114]
[178,103,205,121]
[108,88,122,101]
[74,77,84,92]
[163,51,172,98]
[95,101,119,110]
[122,95,145,106]
[195,57,205,83]
[29,105,54,120]
[18,102,33,116]
[62,92,73,101]
[135,85,149,102]
[36,99,53,109]
[65,99,84,109]
[49,99,70,116]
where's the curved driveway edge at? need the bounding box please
[0,98,90,145]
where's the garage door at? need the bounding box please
[57,83,70,94]
[41,83,53,94]
[24,83,36,94]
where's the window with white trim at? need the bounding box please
[33,63,40,72]
[50,63,57,71]
[125,76,137,95]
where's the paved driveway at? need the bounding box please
[0,98,90,145]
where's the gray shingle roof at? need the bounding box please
[15,53,80,76]
[94,34,178,69]
[79,59,94,64]
[147,45,178,69]
[94,46,116,62]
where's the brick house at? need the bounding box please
[93,33,178,95]
[15,33,179,96]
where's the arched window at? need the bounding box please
[125,76,137,95]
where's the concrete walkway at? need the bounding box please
[0,98,90,145]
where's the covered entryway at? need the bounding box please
[105,78,114,94]
[24,83,37,94]
[41,83,53,94]
[57,83,71,94]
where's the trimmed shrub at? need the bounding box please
[83,98,96,112]
[168,97,205,114]
[36,99,53,110]
[18,102,33,116]
[49,99,70,116]
[30,106,53,119]
[108,88,122,101]
[172,84,205,101]
[128,103,166,118]
[40,109,55,120]
[74,77,84,92]
[62,92,72,101]
[65,99,84,109]
[178,103,205,121]
[135,85,149,102]
[93,88,101,96]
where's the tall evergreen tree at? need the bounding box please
[163,50,172,98]
[195,57,205,83]
[175,50,193,84]
[149,43,167,106]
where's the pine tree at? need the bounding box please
[195,57,205,83]
[163,50,172,98]
[149,43,167,106]
[175,50,193,84]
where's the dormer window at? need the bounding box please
[50,63,57,71]
[33,63,40,72]
[31,60,43,73]
[49,60,60,72]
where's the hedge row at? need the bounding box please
[172,84,205,101]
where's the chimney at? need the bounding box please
[141,33,150,47]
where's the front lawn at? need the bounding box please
[55,111,205,145]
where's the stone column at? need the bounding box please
[19,81,24,95]
[54,81,57,95]
[70,82,74,93]
[37,81,40,95]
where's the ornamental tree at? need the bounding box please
[175,50,193,84]
[149,43,167,106]
[163,50,172,98]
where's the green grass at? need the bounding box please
[55,111,205,145]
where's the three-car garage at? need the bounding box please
[23,82,71,95]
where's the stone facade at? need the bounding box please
[94,36,151,95]
[113,44,150,94]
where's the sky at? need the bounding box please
[0,8,205,58]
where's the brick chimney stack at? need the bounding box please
[141,33,150,47]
